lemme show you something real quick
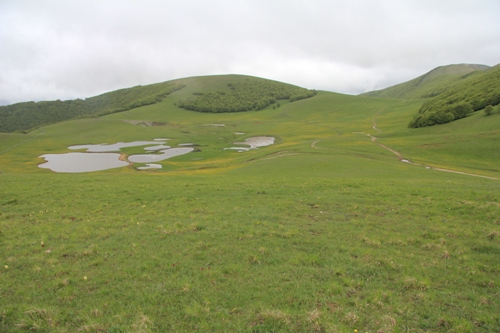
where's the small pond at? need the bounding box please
[137,163,163,170]
[39,139,194,173]
[224,136,275,152]
[38,152,128,173]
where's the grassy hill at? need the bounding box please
[0,81,186,133]
[0,75,315,133]
[361,63,500,128]
[409,64,500,127]
[362,63,490,99]
[178,75,316,112]
[1,74,499,332]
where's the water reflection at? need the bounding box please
[137,163,162,170]
[39,152,128,173]
[224,136,275,152]
[39,139,194,173]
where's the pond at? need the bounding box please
[224,136,275,152]
[38,136,276,173]
[38,152,128,173]
[137,163,163,170]
[38,139,194,173]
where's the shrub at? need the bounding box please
[484,105,493,116]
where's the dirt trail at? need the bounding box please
[310,122,343,149]
[311,140,322,148]
[0,128,45,155]
[372,109,382,133]
[364,109,499,181]
[367,134,405,160]
[430,167,500,180]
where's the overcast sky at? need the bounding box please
[1,0,499,105]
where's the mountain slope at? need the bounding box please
[362,64,490,99]
[0,75,315,133]
[0,81,185,133]
[408,64,500,127]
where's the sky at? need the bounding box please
[1,0,499,105]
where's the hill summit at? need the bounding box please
[408,64,500,127]
[0,75,316,133]
[362,64,490,99]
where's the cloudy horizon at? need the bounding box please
[1,0,499,105]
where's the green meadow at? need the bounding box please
[1,75,499,332]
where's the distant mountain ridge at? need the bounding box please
[1,64,498,133]
[362,64,490,99]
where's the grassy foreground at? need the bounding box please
[2,166,499,332]
[1,80,499,332]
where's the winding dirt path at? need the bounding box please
[367,134,405,160]
[0,128,45,155]
[311,140,322,148]
[365,110,499,181]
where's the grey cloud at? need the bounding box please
[1,0,499,104]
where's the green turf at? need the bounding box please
[1,75,499,332]
[362,64,490,99]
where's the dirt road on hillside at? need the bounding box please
[366,110,499,180]
[0,128,45,155]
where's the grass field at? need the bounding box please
[1,76,499,332]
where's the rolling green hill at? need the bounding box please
[0,82,187,133]
[409,64,500,127]
[1,73,499,332]
[0,81,185,133]
[178,76,316,112]
[362,63,490,99]
[361,63,500,128]
[0,75,315,133]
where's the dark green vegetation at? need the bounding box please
[362,63,500,128]
[1,73,499,332]
[409,65,500,128]
[0,82,185,133]
[178,76,316,112]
